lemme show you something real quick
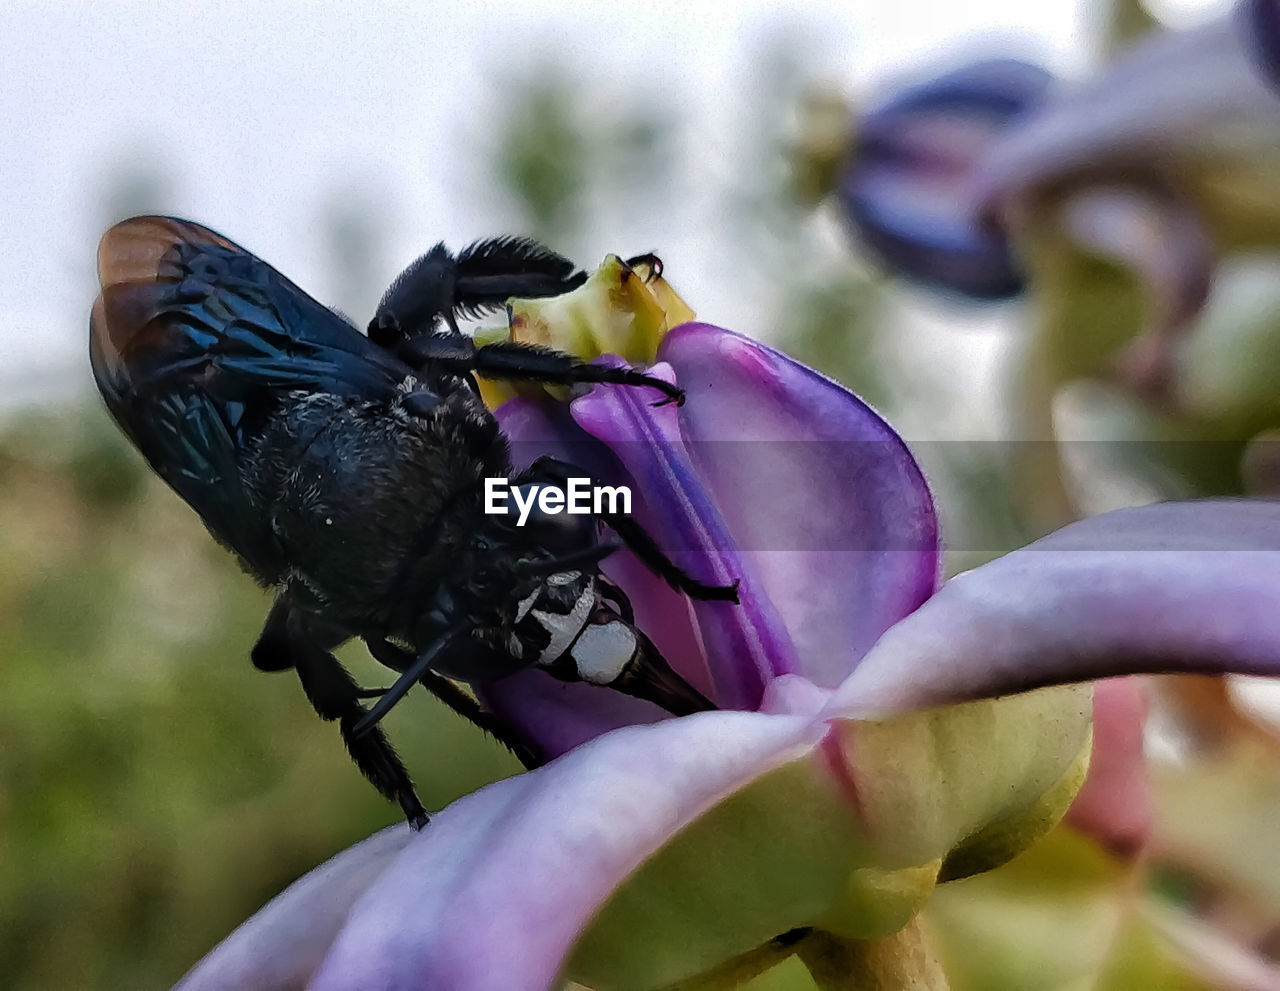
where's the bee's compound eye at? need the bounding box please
[504,483,596,553]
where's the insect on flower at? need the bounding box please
[89,216,737,828]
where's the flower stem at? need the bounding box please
[657,929,812,991]
[796,921,950,991]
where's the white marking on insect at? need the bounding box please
[514,588,540,623]
[570,621,637,685]
[532,587,595,666]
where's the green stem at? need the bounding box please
[656,930,810,991]
[796,921,950,991]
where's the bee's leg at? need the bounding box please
[369,236,586,348]
[603,511,740,602]
[253,606,428,829]
[520,456,740,603]
[252,596,358,672]
[350,623,471,738]
[397,333,685,407]
[364,637,541,769]
[250,597,297,671]
[367,243,458,348]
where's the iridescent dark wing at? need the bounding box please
[89,216,420,568]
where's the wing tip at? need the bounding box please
[96,216,236,287]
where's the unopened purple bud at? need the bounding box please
[839,58,1053,300]
[1241,0,1280,94]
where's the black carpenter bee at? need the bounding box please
[90,216,736,828]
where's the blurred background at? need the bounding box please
[5,0,1280,988]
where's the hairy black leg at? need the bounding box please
[365,638,542,769]
[275,611,428,828]
[368,243,458,348]
[603,512,740,602]
[522,457,740,602]
[398,333,685,407]
[253,595,354,670]
[369,236,586,346]
[351,623,471,738]
[251,598,295,671]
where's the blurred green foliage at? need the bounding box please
[487,64,674,248]
[0,407,525,990]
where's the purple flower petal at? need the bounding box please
[570,357,800,709]
[175,827,413,991]
[300,680,1090,991]
[835,500,1280,714]
[307,711,827,991]
[660,324,941,689]
[842,58,1052,299]
[484,398,716,756]
[974,11,1280,223]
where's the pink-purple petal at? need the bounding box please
[834,500,1280,714]
[1063,677,1153,858]
[973,10,1280,222]
[659,324,941,688]
[485,399,713,755]
[479,667,675,761]
[174,827,414,991]
[306,711,825,991]
[570,359,800,709]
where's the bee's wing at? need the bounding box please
[90,216,419,565]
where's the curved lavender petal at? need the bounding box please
[834,500,1280,714]
[174,827,413,991]
[484,399,715,756]
[304,683,1090,991]
[496,396,587,472]
[570,360,800,709]
[307,711,827,991]
[974,11,1280,220]
[478,669,675,761]
[842,59,1052,299]
[660,324,941,689]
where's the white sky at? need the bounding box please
[0,0,1231,409]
